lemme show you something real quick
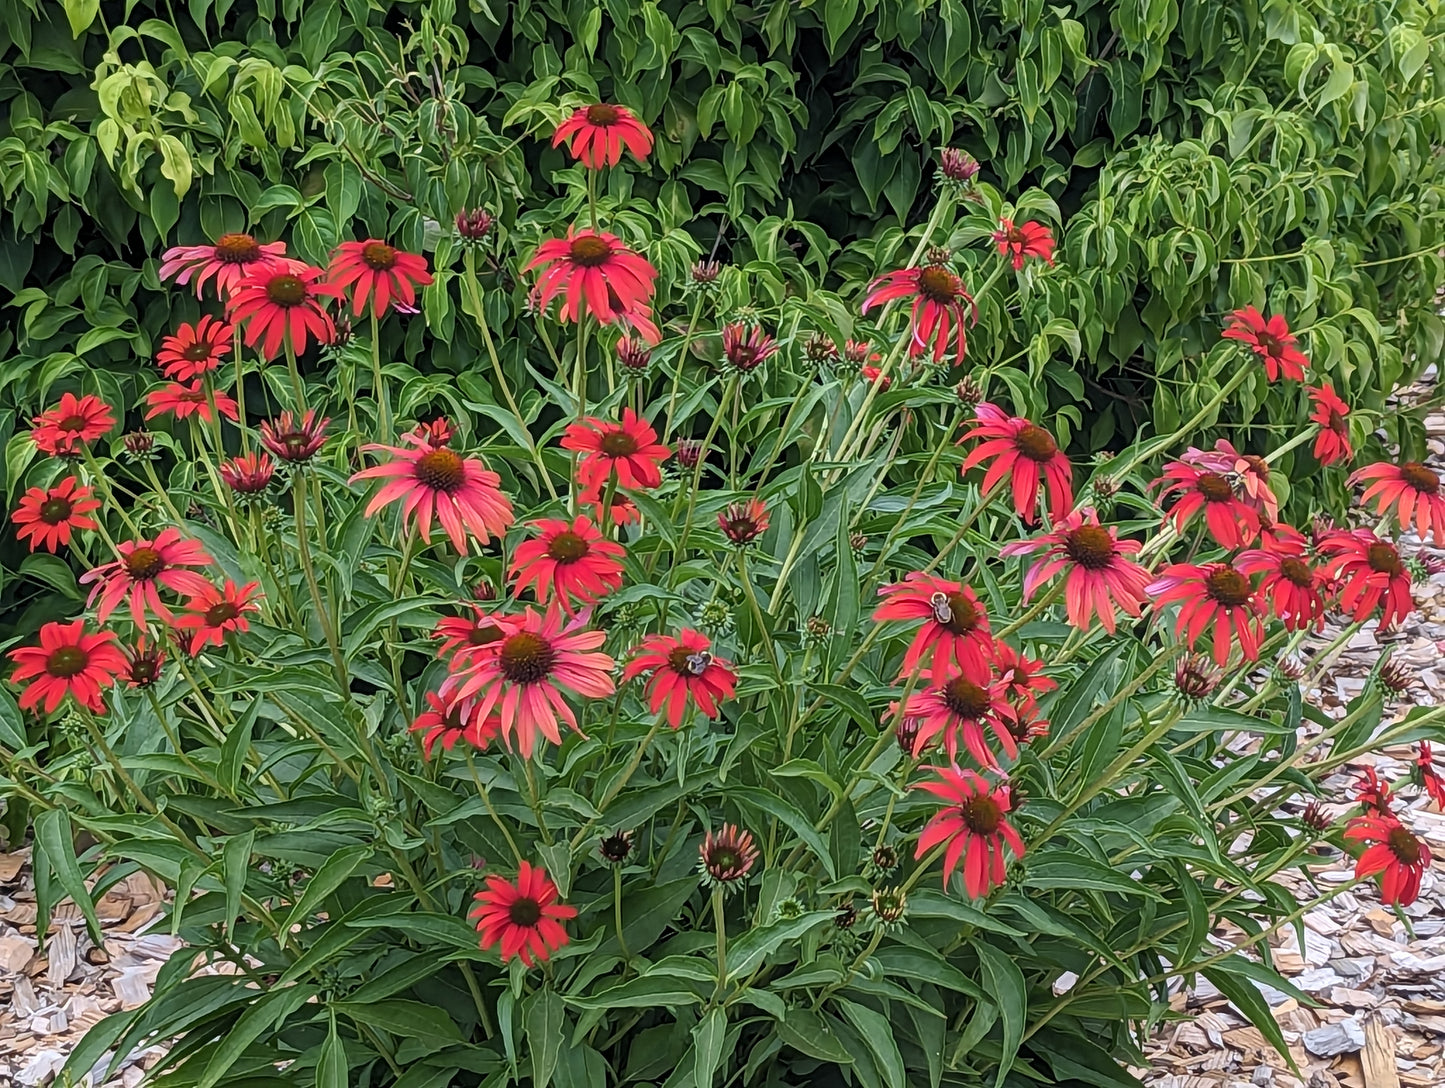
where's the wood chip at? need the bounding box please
[1362,1017,1401,1088]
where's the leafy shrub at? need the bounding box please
[3,94,1445,1088]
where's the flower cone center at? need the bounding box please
[124,547,166,581]
[265,274,307,306]
[361,242,398,270]
[942,677,991,719]
[507,896,542,927]
[468,623,503,647]
[46,645,89,678]
[183,341,216,361]
[58,415,88,433]
[1064,525,1115,569]
[414,449,466,492]
[1241,455,1269,480]
[1014,424,1058,462]
[498,632,556,684]
[1204,566,1251,607]
[1196,473,1234,502]
[959,795,1003,835]
[586,103,621,125]
[599,429,639,456]
[1367,542,1403,575]
[1388,825,1423,865]
[546,531,590,563]
[204,602,240,626]
[215,233,261,262]
[1401,461,1440,494]
[1279,557,1314,587]
[39,497,74,525]
[935,591,979,635]
[916,265,958,304]
[569,235,613,267]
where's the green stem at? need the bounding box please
[370,311,391,444]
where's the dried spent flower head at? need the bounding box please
[849,532,868,556]
[804,333,838,365]
[1301,800,1332,833]
[1275,653,1307,682]
[675,439,704,470]
[456,208,493,242]
[1378,656,1418,696]
[835,901,859,929]
[954,376,984,408]
[869,886,908,927]
[616,337,650,372]
[1090,474,1119,502]
[803,615,831,646]
[1174,653,1223,701]
[598,829,635,865]
[699,823,759,889]
[925,245,953,268]
[940,147,980,184]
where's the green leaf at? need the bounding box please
[62,0,99,36]
[726,911,833,981]
[1023,852,1166,899]
[776,1007,853,1063]
[220,831,253,941]
[975,942,1026,1087]
[317,1017,348,1088]
[1202,958,1298,1070]
[565,975,704,1010]
[729,787,837,879]
[338,999,463,1041]
[836,999,905,1088]
[692,1007,727,1088]
[34,809,102,944]
[0,688,28,750]
[524,989,564,1088]
[196,984,320,1088]
[281,844,372,941]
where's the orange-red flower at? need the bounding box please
[874,573,993,678]
[327,240,433,318]
[861,263,975,362]
[122,637,165,688]
[899,670,1020,768]
[1316,529,1414,628]
[157,316,233,381]
[526,228,658,333]
[992,219,1055,270]
[1418,743,1445,808]
[1345,813,1431,906]
[509,516,625,613]
[31,393,115,455]
[219,452,276,496]
[1222,306,1308,382]
[1351,461,1445,546]
[469,861,576,966]
[159,233,287,298]
[622,629,737,729]
[552,104,654,169]
[915,766,1024,898]
[1185,439,1278,523]
[172,580,262,655]
[722,323,778,373]
[1357,767,1395,816]
[1147,561,1264,666]
[226,261,338,359]
[1308,384,1353,466]
[960,404,1073,525]
[990,641,1056,720]
[12,477,100,553]
[144,381,240,424]
[718,499,769,547]
[432,605,505,662]
[999,509,1149,633]
[1236,531,1326,632]
[1153,460,1260,549]
[260,409,329,463]
[562,409,671,491]
[410,690,501,757]
[80,528,214,627]
[8,620,126,714]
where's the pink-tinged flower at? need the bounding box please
[718,499,769,547]
[80,528,214,627]
[31,393,115,455]
[1309,384,1353,466]
[861,365,891,390]
[616,337,651,372]
[509,516,625,613]
[410,690,501,757]
[561,409,671,491]
[525,228,658,331]
[1357,767,1395,816]
[259,409,329,463]
[699,824,758,888]
[899,671,1020,768]
[121,637,165,688]
[219,452,275,495]
[225,261,339,359]
[432,605,505,662]
[579,483,640,528]
[1152,460,1261,549]
[915,766,1024,898]
[159,233,287,298]
[992,219,1055,271]
[410,418,456,449]
[1317,529,1414,628]
[1236,534,1326,632]
[960,403,1073,525]
[456,208,492,242]
[552,104,654,169]
[144,381,240,424]
[327,240,433,318]
[443,607,615,757]
[940,148,980,183]
[1222,306,1308,382]
[874,573,993,678]
[722,323,778,373]
[12,477,100,553]
[999,509,1149,633]
[1419,743,1445,808]
[469,861,576,966]
[1351,461,1445,546]
[1147,561,1264,666]
[8,620,126,714]
[172,580,262,655]
[622,629,737,729]
[990,641,1056,718]
[861,263,976,362]
[1345,813,1431,906]
[350,434,514,555]
[157,316,233,381]
[1184,439,1279,522]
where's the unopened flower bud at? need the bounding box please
[1174,653,1222,701]
[954,376,984,408]
[456,208,493,242]
[617,337,650,372]
[804,333,838,365]
[676,439,704,469]
[1275,653,1307,682]
[940,148,980,184]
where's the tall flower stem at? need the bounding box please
[661,375,736,582]
[79,446,140,538]
[370,311,391,445]
[613,866,632,963]
[573,718,663,850]
[663,300,706,436]
[292,472,348,693]
[710,885,728,999]
[232,326,250,453]
[282,342,307,413]
[464,751,523,865]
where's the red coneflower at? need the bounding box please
[616,337,650,372]
[1351,461,1445,546]
[1235,535,1326,632]
[1147,561,1264,666]
[144,381,240,425]
[443,607,615,757]
[157,316,233,382]
[861,262,976,362]
[718,499,770,547]
[410,417,456,449]
[622,629,738,729]
[1308,384,1353,466]
[1222,306,1308,382]
[526,227,658,331]
[1152,460,1260,549]
[1356,767,1394,816]
[81,528,214,628]
[899,671,1020,768]
[699,823,758,888]
[1345,813,1431,906]
[172,580,261,655]
[722,323,778,373]
[960,404,1073,525]
[552,103,654,169]
[31,393,115,455]
[874,573,993,678]
[432,605,505,662]
[999,509,1150,633]
[861,365,891,390]
[915,766,1024,898]
[940,148,980,184]
[259,409,329,463]
[12,477,101,553]
[469,861,577,966]
[843,340,881,366]
[562,409,671,491]
[1418,743,1445,808]
[121,637,165,688]
[509,516,626,613]
[580,483,640,528]
[327,240,433,318]
[1316,529,1414,628]
[219,452,276,496]
[351,433,514,555]
[990,641,1056,718]
[1185,439,1278,522]
[226,261,338,359]
[992,219,1055,271]
[159,233,288,298]
[8,620,126,714]
[410,690,501,758]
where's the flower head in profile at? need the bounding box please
[992,219,1055,271]
[616,337,651,372]
[219,452,276,497]
[598,829,635,865]
[432,605,505,662]
[718,499,770,547]
[1345,814,1431,907]
[915,766,1024,899]
[1152,460,1260,549]
[874,573,993,679]
[1351,461,1445,547]
[960,404,1073,525]
[552,104,654,169]
[144,381,240,424]
[351,433,514,555]
[509,516,626,613]
[12,477,100,553]
[1356,767,1394,817]
[31,393,115,455]
[562,409,671,491]
[722,323,778,373]
[580,483,640,529]
[226,260,338,359]
[1147,561,1264,667]
[990,641,1056,720]
[80,528,214,627]
[8,620,126,715]
[861,262,976,362]
[999,509,1149,633]
[940,148,980,185]
[1417,743,1445,808]
[622,629,738,729]
[900,670,1020,768]
[1173,653,1222,701]
[410,690,501,758]
[470,861,577,966]
[1222,306,1308,382]
[699,823,758,889]
[157,316,233,382]
[159,233,287,298]
[1316,529,1414,628]
[861,365,891,391]
[443,607,615,757]
[328,240,433,318]
[456,208,493,242]
[1308,384,1353,466]
[172,580,261,656]
[260,409,329,464]
[526,228,658,337]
